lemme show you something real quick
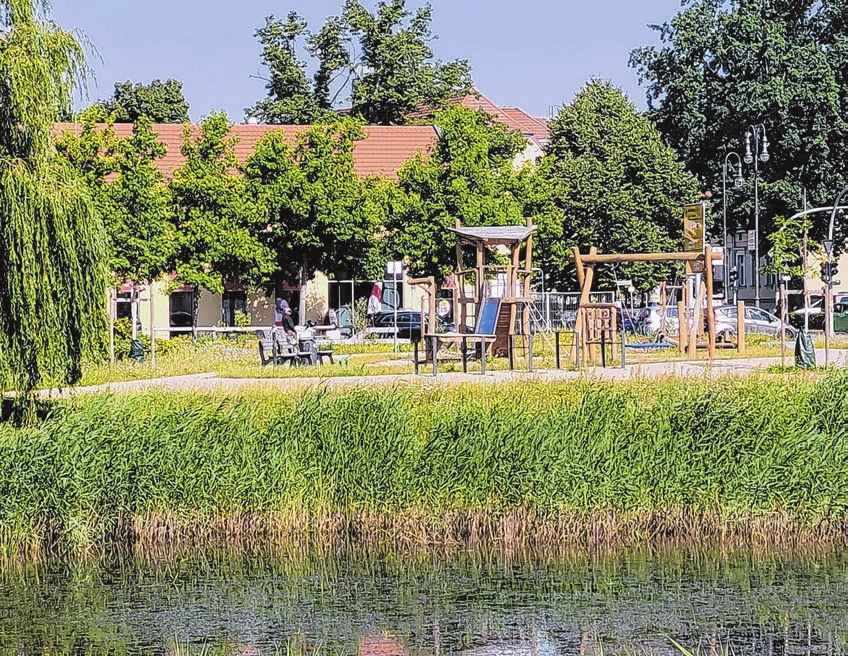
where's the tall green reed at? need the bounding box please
[0,372,846,553]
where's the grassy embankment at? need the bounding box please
[2,371,848,559]
[73,332,848,387]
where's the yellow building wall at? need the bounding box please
[139,271,431,336]
[136,281,173,339]
[248,290,275,326]
[305,272,329,324]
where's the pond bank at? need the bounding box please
[1,374,847,559]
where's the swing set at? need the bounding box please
[571,244,742,368]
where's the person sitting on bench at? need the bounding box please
[275,293,296,334]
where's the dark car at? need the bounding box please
[370,310,452,340]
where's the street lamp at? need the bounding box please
[723,152,745,302]
[743,124,770,307]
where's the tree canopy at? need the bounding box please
[248,0,472,125]
[169,113,276,327]
[0,0,108,392]
[630,0,848,253]
[540,80,702,291]
[56,109,177,286]
[94,78,190,123]
[245,119,388,316]
[387,105,537,279]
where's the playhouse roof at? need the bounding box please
[449,225,536,245]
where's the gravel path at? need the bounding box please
[30,348,848,399]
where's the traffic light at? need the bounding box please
[821,261,831,284]
[728,267,739,287]
[832,261,840,285]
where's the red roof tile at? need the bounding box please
[500,107,550,142]
[409,89,549,146]
[54,122,439,181]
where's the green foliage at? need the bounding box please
[341,0,472,124]
[93,78,190,123]
[247,12,337,124]
[0,0,108,391]
[56,110,177,286]
[541,80,702,291]
[233,309,251,328]
[245,119,386,285]
[390,104,539,279]
[630,0,848,252]
[764,214,819,279]
[169,112,276,321]
[248,0,472,125]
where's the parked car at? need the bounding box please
[615,307,643,334]
[789,304,824,331]
[834,302,848,333]
[369,310,453,340]
[713,304,797,340]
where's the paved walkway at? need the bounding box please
[33,348,848,399]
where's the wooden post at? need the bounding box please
[578,247,597,369]
[704,247,716,360]
[611,309,618,360]
[678,300,687,359]
[737,300,746,355]
[149,282,156,368]
[689,276,705,356]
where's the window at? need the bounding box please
[169,291,194,328]
[116,291,132,320]
[222,290,247,327]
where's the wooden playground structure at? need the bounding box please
[571,244,744,367]
[409,219,538,374]
[408,205,747,374]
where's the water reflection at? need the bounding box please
[0,549,846,655]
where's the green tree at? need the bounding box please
[541,80,702,292]
[247,12,337,124]
[169,113,276,335]
[94,78,190,123]
[389,104,542,280]
[248,0,472,125]
[0,0,108,392]
[245,119,386,319]
[341,0,472,124]
[630,0,848,253]
[57,108,178,336]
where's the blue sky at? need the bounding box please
[54,0,683,122]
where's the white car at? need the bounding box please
[714,304,797,340]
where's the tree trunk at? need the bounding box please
[192,288,199,341]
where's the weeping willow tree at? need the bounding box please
[0,0,107,392]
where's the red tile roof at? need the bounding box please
[500,107,550,143]
[54,122,439,180]
[409,89,549,146]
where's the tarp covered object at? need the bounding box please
[794,330,816,369]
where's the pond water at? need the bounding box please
[0,548,847,656]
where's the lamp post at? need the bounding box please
[743,124,770,307]
[723,152,745,303]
